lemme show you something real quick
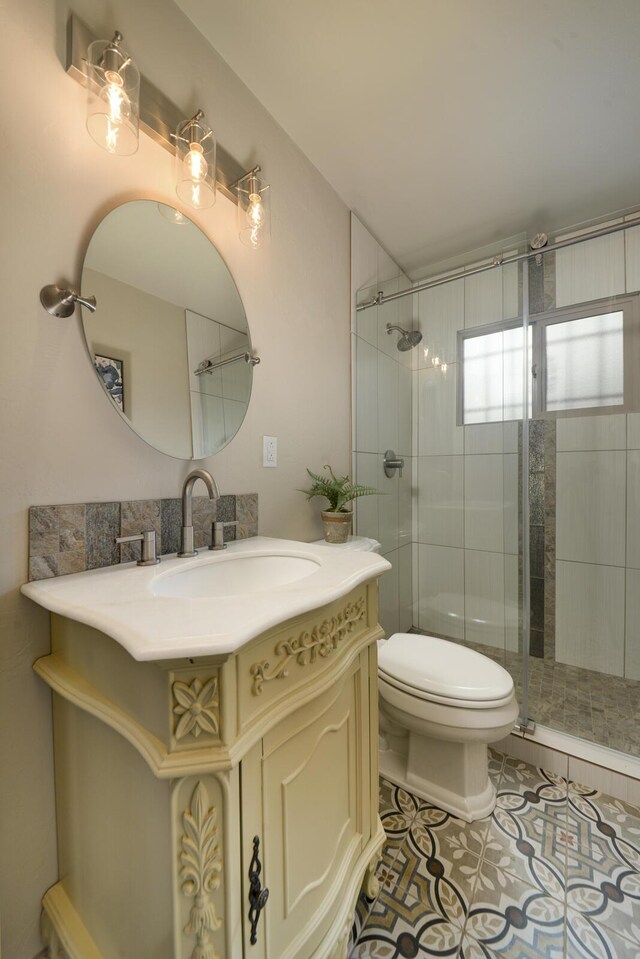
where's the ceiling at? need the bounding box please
[85,202,246,329]
[175,0,640,279]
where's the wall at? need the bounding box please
[551,216,640,679]
[0,2,351,955]
[351,215,413,637]
[85,268,192,458]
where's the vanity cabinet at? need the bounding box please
[34,581,384,959]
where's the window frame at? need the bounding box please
[457,292,640,425]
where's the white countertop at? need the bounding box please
[22,537,390,662]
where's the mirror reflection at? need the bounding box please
[81,200,252,459]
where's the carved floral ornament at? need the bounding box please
[172,675,219,741]
[180,781,223,959]
[250,596,366,695]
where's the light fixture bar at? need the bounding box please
[228,165,262,190]
[66,14,246,202]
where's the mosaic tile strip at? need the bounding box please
[28,493,258,580]
[544,419,557,661]
[529,256,546,316]
[410,626,640,761]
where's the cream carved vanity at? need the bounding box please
[23,538,390,959]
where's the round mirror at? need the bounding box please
[81,200,254,459]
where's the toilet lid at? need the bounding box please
[378,633,514,704]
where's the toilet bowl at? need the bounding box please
[310,537,517,821]
[378,633,518,821]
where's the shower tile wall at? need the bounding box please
[414,258,521,653]
[351,214,413,637]
[352,209,640,727]
[412,214,640,694]
[551,215,640,682]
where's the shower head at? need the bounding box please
[386,323,423,351]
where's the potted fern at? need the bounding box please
[300,465,379,543]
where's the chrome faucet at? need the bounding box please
[179,468,220,557]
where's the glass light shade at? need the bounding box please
[236,174,270,249]
[157,202,189,226]
[86,34,139,156]
[175,115,216,210]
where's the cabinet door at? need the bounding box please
[242,658,370,959]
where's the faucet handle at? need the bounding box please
[209,521,239,551]
[115,530,160,566]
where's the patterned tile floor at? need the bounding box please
[350,751,640,958]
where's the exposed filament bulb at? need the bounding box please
[235,169,270,248]
[101,71,130,154]
[185,142,207,181]
[248,193,265,227]
[175,112,216,209]
[247,193,265,248]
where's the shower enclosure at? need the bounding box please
[351,212,640,771]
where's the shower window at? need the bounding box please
[458,292,640,425]
[541,303,624,413]
[458,319,531,424]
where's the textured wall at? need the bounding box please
[0,1,350,954]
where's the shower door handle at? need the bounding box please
[383,450,404,478]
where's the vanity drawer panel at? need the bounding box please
[236,585,373,733]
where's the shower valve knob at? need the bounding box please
[383,450,404,478]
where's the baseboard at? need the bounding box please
[495,728,640,808]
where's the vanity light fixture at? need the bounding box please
[174,111,216,210]
[68,15,271,244]
[85,31,139,156]
[232,167,270,249]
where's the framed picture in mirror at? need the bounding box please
[94,354,125,413]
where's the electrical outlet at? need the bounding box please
[263,435,277,467]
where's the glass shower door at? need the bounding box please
[352,273,414,639]
[414,254,529,722]
[521,224,640,758]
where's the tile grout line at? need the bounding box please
[459,750,507,956]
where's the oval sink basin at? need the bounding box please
[151,554,320,599]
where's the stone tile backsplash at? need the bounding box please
[28,494,259,580]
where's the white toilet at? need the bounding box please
[312,536,518,821]
[378,633,518,821]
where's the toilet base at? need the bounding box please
[379,732,496,822]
